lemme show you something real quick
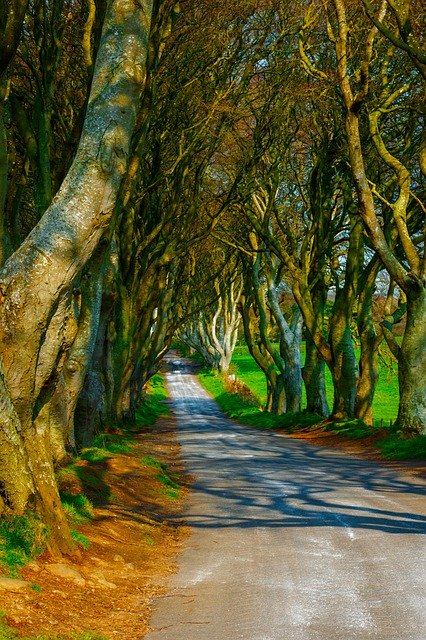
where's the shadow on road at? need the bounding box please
[170,391,426,537]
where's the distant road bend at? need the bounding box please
[145,357,426,640]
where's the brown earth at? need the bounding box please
[1,398,424,640]
[0,415,189,640]
[283,423,426,478]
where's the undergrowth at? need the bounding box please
[0,515,47,577]
[377,435,426,460]
[135,373,170,427]
[198,369,426,461]
[199,369,321,431]
[140,455,181,500]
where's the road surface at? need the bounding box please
[145,358,426,640]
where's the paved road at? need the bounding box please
[145,359,426,640]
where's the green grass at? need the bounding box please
[78,433,137,463]
[198,366,426,461]
[140,456,182,500]
[70,529,90,550]
[0,515,47,577]
[231,343,399,427]
[60,493,94,524]
[135,373,170,427]
[199,369,321,432]
[377,435,426,459]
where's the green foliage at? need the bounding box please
[201,351,425,462]
[140,455,163,469]
[171,338,192,357]
[57,462,111,507]
[231,343,399,426]
[140,456,181,500]
[135,374,170,427]
[377,435,426,460]
[0,514,47,576]
[199,370,321,431]
[60,493,94,524]
[70,530,90,550]
[321,419,375,439]
[91,433,136,453]
[78,448,111,463]
[79,433,137,463]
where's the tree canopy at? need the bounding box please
[0,0,424,553]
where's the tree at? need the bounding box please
[331,0,425,435]
[180,249,243,373]
[0,0,156,554]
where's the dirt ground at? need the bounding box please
[1,404,424,640]
[284,424,426,478]
[0,415,189,640]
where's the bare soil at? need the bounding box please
[0,415,189,640]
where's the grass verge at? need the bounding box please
[1,374,171,578]
[140,456,182,500]
[230,343,399,427]
[0,515,47,577]
[135,373,170,427]
[198,369,426,461]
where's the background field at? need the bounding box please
[230,344,399,427]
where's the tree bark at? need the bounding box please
[302,335,329,416]
[332,0,425,435]
[0,0,29,77]
[0,0,154,553]
[396,287,426,436]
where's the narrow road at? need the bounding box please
[145,359,426,640]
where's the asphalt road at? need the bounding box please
[145,359,426,640]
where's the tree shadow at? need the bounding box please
[167,379,426,537]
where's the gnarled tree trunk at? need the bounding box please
[0,0,154,554]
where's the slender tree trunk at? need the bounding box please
[355,329,379,426]
[268,373,286,415]
[355,260,382,425]
[303,335,330,416]
[396,286,426,435]
[39,245,108,458]
[75,282,115,447]
[332,0,424,435]
[33,93,53,216]
[329,321,357,419]
[0,98,8,266]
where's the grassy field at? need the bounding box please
[198,362,426,461]
[230,344,399,428]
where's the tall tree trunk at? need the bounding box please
[0,96,9,266]
[39,245,108,458]
[355,259,382,425]
[356,328,379,426]
[396,286,426,436]
[329,322,357,419]
[0,363,34,514]
[0,0,154,554]
[303,335,330,416]
[267,373,286,415]
[75,278,116,448]
[332,0,425,435]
